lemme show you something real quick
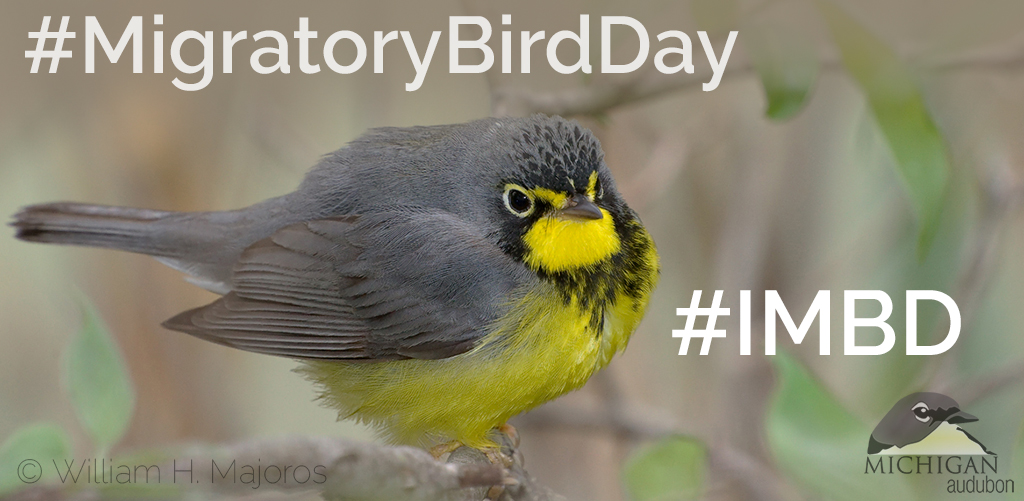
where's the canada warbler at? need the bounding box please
[13,114,659,454]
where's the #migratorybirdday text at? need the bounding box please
[26,15,738,91]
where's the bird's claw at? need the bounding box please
[429,440,463,459]
[484,448,515,468]
[498,423,520,448]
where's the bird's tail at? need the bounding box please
[11,202,190,257]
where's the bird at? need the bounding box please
[868,392,994,455]
[11,114,660,461]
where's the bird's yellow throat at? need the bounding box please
[520,175,622,273]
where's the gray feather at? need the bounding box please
[163,211,534,360]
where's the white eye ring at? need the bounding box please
[912,402,930,423]
[503,185,535,217]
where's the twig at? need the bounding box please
[514,396,797,501]
[514,376,682,440]
[9,436,561,501]
[619,134,689,213]
[448,434,566,501]
[492,63,749,117]
[492,33,1024,117]
[924,32,1024,73]
[926,159,1024,396]
[954,361,1024,408]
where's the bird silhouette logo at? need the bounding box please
[868,392,994,455]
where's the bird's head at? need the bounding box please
[489,116,636,276]
[869,392,979,451]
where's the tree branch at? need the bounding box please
[492,35,1024,117]
[8,436,562,501]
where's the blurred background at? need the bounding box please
[2,0,1023,499]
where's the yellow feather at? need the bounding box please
[297,212,658,451]
[586,171,599,195]
[522,209,620,273]
[530,187,568,207]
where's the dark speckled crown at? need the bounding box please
[508,118,605,193]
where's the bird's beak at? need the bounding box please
[557,194,603,221]
[935,407,978,424]
[945,409,978,424]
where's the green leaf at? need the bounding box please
[623,436,707,501]
[766,353,914,500]
[64,300,136,451]
[0,423,71,496]
[744,21,819,120]
[815,0,950,257]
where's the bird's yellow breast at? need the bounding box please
[299,278,650,450]
[877,422,991,455]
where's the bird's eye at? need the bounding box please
[912,402,930,422]
[503,187,534,217]
[594,177,604,199]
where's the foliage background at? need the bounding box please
[1,0,1023,499]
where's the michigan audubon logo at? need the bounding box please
[864,392,1013,494]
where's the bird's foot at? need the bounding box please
[484,422,522,498]
[482,449,516,500]
[486,484,507,500]
[429,440,464,460]
[497,423,520,448]
[436,427,520,499]
[484,448,515,468]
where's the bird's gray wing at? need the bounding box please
[163,210,529,360]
